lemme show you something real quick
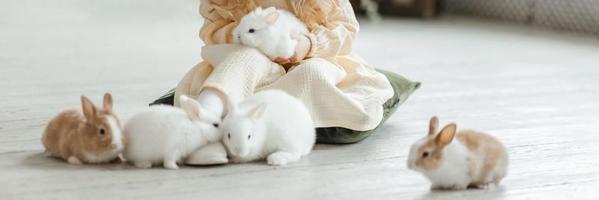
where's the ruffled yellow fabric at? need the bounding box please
[177,0,394,130]
[199,0,359,59]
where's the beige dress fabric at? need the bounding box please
[175,0,393,131]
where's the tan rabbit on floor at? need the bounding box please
[42,93,125,165]
[407,116,509,190]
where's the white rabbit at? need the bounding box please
[123,95,222,169]
[221,90,315,166]
[407,116,509,190]
[233,7,309,60]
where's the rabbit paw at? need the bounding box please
[163,161,179,170]
[67,156,82,165]
[267,155,288,166]
[267,152,299,166]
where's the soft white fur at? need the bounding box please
[222,90,315,166]
[407,138,473,190]
[184,142,229,165]
[233,7,308,60]
[123,96,222,169]
[106,116,124,151]
[197,89,225,118]
[185,90,229,165]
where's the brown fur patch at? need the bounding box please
[435,124,456,146]
[82,113,122,155]
[415,140,445,171]
[42,94,121,163]
[415,119,455,171]
[428,116,439,136]
[456,130,507,184]
[465,156,476,178]
[44,110,81,159]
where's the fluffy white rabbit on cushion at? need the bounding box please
[123,96,222,169]
[221,90,316,166]
[233,7,309,60]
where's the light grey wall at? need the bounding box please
[0,0,205,88]
[444,0,599,36]
[0,0,201,25]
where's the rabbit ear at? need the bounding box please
[103,93,113,112]
[265,11,279,25]
[180,95,203,120]
[428,116,439,136]
[435,123,457,147]
[247,103,267,121]
[224,98,237,117]
[81,95,97,122]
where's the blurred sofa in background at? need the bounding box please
[351,0,440,18]
[352,0,599,36]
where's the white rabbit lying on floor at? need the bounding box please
[221,90,316,166]
[123,95,222,169]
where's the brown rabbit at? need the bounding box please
[42,93,125,164]
[407,116,509,190]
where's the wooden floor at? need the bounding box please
[2,1,599,199]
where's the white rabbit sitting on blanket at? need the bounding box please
[233,6,309,60]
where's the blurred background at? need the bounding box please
[1,0,598,120]
[353,0,599,36]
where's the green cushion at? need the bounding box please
[150,69,420,144]
[315,69,420,144]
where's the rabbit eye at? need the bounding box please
[247,134,251,140]
[248,28,255,33]
[213,123,219,128]
[422,152,429,158]
[228,133,231,139]
[99,128,105,135]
